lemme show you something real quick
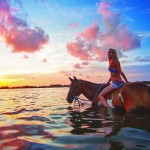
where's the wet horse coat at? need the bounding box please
[66,77,150,113]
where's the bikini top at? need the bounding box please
[108,66,117,74]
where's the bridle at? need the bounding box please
[73,82,104,107]
[70,80,87,107]
[69,81,84,107]
[71,80,81,104]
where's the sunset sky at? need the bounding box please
[0,0,150,87]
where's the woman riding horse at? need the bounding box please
[95,48,129,107]
[67,76,150,113]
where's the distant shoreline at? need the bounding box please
[0,81,150,89]
[0,84,69,89]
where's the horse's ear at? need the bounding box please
[69,77,73,81]
[73,76,78,81]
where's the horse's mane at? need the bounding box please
[77,79,102,100]
[79,79,100,89]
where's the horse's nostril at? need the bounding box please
[67,98,72,103]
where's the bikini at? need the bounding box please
[108,66,125,89]
[108,66,117,74]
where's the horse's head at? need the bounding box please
[66,76,82,104]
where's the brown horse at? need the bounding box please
[66,76,150,113]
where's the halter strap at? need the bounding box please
[73,83,104,107]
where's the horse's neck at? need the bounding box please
[80,80,98,100]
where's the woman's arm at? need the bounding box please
[106,77,111,85]
[115,62,128,83]
[120,71,128,83]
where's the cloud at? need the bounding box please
[23,54,29,59]
[0,0,49,53]
[73,63,82,69]
[98,1,121,30]
[135,56,150,62]
[66,41,91,60]
[42,58,48,63]
[73,61,89,69]
[61,70,75,77]
[66,1,141,62]
[140,8,150,14]
[78,22,99,40]
[81,61,89,65]
[68,22,78,28]
[137,31,150,38]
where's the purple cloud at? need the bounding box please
[0,0,49,53]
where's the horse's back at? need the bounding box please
[121,82,150,112]
[123,82,150,92]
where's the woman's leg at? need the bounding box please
[98,85,115,107]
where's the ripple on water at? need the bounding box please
[0,88,150,150]
[109,127,150,149]
[18,115,53,124]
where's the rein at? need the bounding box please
[92,84,103,103]
[73,81,104,107]
[73,96,89,107]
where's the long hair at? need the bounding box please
[108,48,120,66]
[109,48,119,61]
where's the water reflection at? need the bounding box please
[0,88,150,150]
[67,105,150,149]
[67,106,124,135]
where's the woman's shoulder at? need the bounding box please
[109,61,121,71]
[113,60,120,65]
[110,60,119,66]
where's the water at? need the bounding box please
[0,87,150,150]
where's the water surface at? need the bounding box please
[0,87,150,150]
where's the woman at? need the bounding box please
[97,48,129,107]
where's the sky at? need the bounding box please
[0,0,150,87]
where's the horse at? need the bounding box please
[66,76,150,113]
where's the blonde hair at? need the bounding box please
[109,48,119,62]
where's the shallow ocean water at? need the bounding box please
[0,87,150,150]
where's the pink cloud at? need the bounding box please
[42,58,48,63]
[98,1,120,30]
[0,0,49,53]
[73,61,90,70]
[6,27,49,53]
[93,47,107,61]
[66,1,140,63]
[79,22,99,40]
[23,54,29,59]
[98,1,112,17]
[61,70,75,77]
[81,61,89,65]
[73,63,82,69]
[68,22,78,28]
[66,42,90,60]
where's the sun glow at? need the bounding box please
[0,72,70,88]
[0,76,19,87]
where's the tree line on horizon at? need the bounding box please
[0,84,69,89]
[0,81,150,89]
